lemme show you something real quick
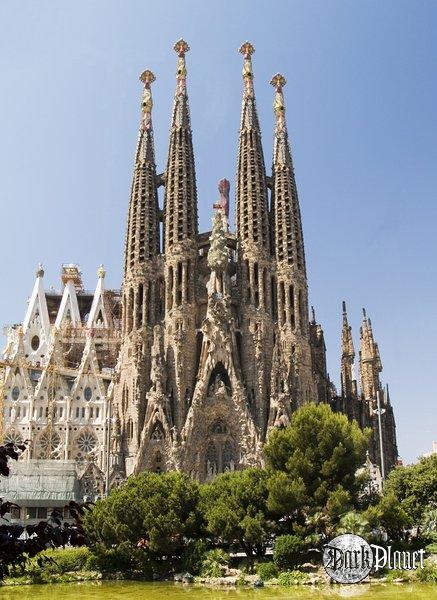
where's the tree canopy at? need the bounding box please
[201,468,274,557]
[83,471,203,558]
[383,454,437,523]
[264,403,370,540]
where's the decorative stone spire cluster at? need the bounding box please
[163,39,198,249]
[111,39,398,482]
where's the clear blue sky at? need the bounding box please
[0,1,436,463]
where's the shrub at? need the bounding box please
[256,561,278,581]
[273,535,306,570]
[86,541,153,578]
[415,560,437,583]
[385,569,412,582]
[24,547,91,580]
[238,557,259,574]
[426,542,437,554]
[200,549,229,578]
[278,570,309,585]
[181,539,209,575]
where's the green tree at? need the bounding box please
[273,534,306,570]
[264,403,369,536]
[383,455,437,524]
[201,468,274,557]
[364,492,412,542]
[83,471,203,559]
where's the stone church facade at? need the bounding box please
[111,40,398,481]
[1,40,397,490]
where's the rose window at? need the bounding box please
[75,431,97,461]
[36,431,62,459]
[3,430,23,446]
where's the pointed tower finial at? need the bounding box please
[385,383,391,406]
[270,73,287,128]
[362,307,367,320]
[311,306,316,324]
[173,39,190,95]
[342,300,349,327]
[97,264,106,279]
[239,42,255,96]
[139,69,155,131]
[36,263,44,278]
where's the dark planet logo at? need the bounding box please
[323,534,374,584]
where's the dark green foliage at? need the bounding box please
[256,561,279,581]
[264,404,369,541]
[201,468,274,557]
[181,539,209,575]
[23,547,91,581]
[273,534,307,570]
[85,542,153,577]
[383,455,437,523]
[199,548,229,577]
[364,492,413,542]
[83,471,203,559]
[265,403,369,509]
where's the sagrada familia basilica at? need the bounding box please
[0,41,398,494]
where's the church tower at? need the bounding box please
[359,309,398,472]
[235,43,275,435]
[162,40,199,431]
[269,74,314,412]
[339,301,361,423]
[115,69,161,474]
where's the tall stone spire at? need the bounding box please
[235,43,274,436]
[271,74,305,272]
[161,40,199,432]
[359,308,382,400]
[236,42,270,252]
[115,70,162,475]
[341,301,357,398]
[359,309,398,472]
[124,70,160,280]
[270,74,313,407]
[163,39,198,250]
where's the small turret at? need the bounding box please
[341,301,357,398]
[359,307,382,400]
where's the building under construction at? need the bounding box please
[0,264,122,498]
[1,40,398,496]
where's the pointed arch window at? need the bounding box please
[205,421,237,479]
[150,423,164,442]
[223,439,236,472]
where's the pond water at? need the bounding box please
[1,582,437,600]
